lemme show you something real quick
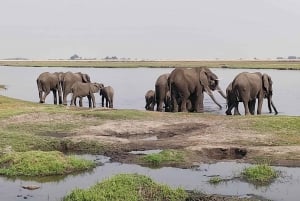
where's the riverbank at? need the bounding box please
[1,59,300,69]
[1,95,300,200]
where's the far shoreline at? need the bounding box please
[1,59,300,70]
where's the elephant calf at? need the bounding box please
[145,90,155,111]
[71,82,104,108]
[100,86,114,108]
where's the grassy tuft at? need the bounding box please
[208,176,223,185]
[241,164,278,185]
[0,151,95,177]
[142,150,184,167]
[63,173,187,201]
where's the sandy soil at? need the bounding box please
[66,112,300,167]
[2,111,300,167]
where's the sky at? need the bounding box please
[1,0,300,60]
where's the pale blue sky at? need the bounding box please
[1,0,300,60]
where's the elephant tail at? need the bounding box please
[36,79,43,92]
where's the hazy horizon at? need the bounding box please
[1,0,300,60]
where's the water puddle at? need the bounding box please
[1,156,300,201]
[129,149,162,155]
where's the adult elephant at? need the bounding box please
[168,67,226,112]
[36,72,64,104]
[62,72,91,105]
[70,82,104,108]
[155,73,171,112]
[225,72,278,115]
[100,86,114,108]
[145,89,155,111]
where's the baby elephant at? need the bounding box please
[71,82,104,108]
[145,90,155,111]
[100,86,114,108]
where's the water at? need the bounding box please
[1,157,300,201]
[0,66,300,115]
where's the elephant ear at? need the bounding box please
[82,74,91,83]
[199,70,209,88]
[262,74,271,93]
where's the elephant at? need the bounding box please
[145,89,155,111]
[155,73,171,112]
[100,86,114,108]
[225,72,278,115]
[36,72,64,104]
[70,82,104,108]
[168,67,226,112]
[62,72,91,105]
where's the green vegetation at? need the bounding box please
[208,176,223,185]
[0,151,95,177]
[141,150,184,167]
[1,59,300,69]
[251,116,300,145]
[63,173,187,201]
[241,164,278,185]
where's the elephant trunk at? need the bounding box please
[216,86,227,99]
[267,95,278,115]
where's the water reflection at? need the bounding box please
[1,160,300,201]
[0,66,299,115]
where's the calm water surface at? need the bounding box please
[0,158,300,201]
[0,66,299,115]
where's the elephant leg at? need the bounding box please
[70,95,75,106]
[257,98,263,115]
[52,89,58,104]
[78,97,83,107]
[226,103,234,115]
[63,89,70,106]
[101,96,104,107]
[110,98,114,108]
[90,94,96,108]
[233,103,241,115]
[194,93,204,113]
[39,91,44,103]
[249,99,256,115]
[87,95,92,108]
[42,90,50,104]
[58,86,62,105]
[243,101,251,115]
[105,98,109,108]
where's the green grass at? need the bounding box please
[63,173,187,201]
[0,151,95,177]
[208,176,223,185]
[250,116,300,145]
[1,59,300,69]
[141,150,184,167]
[241,164,278,185]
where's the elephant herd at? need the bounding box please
[145,67,278,115]
[36,71,114,108]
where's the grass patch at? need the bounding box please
[141,150,184,167]
[0,151,95,177]
[241,164,278,185]
[208,176,223,185]
[63,173,187,201]
[250,116,300,145]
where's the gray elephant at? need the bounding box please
[100,86,114,108]
[70,82,104,108]
[145,89,155,111]
[225,72,278,115]
[36,72,64,104]
[155,73,171,112]
[62,72,91,105]
[168,67,226,112]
